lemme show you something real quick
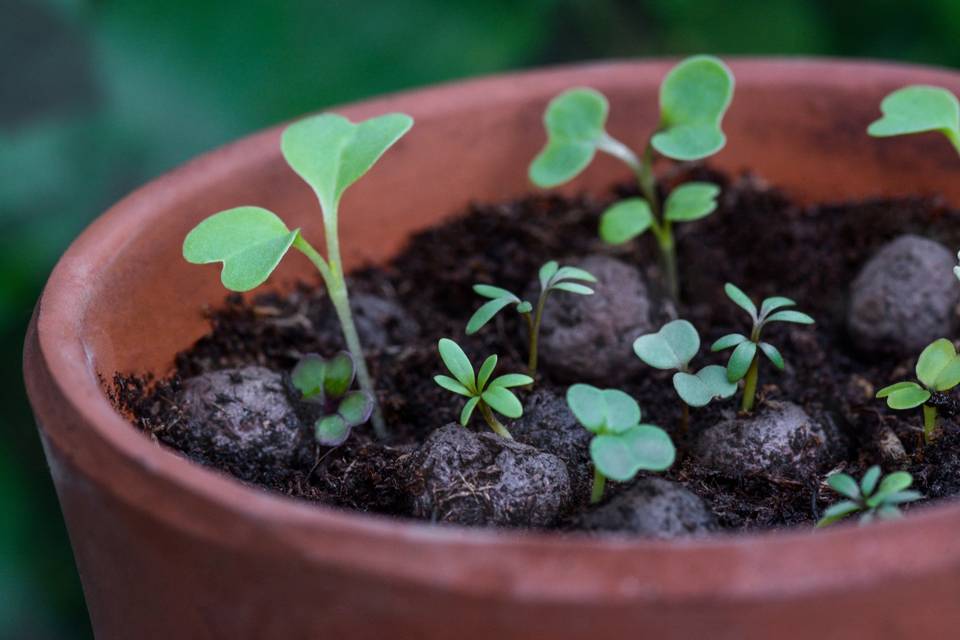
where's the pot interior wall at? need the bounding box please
[79,60,960,383]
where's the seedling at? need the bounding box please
[183,112,413,439]
[633,319,736,432]
[434,338,533,439]
[565,384,675,503]
[291,352,374,446]
[876,338,960,443]
[868,85,960,155]
[466,261,597,377]
[711,283,814,413]
[816,466,922,528]
[529,55,734,300]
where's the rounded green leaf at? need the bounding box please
[315,414,350,446]
[759,342,785,370]
[438,338,475,389]
[291,353,326,399]
[482,386,523,419]
[868,85,959,139]
[529,88,608,187]
[337,390,374,427]
[815,500,862,528]
[652,55,734,161]
[460,396,481,426]
[633,319,700,371]
[323,352,356,399]
[600,389,642,433]
[726,340,757,382]
[489,373,534,389]
[590,425,675,482]
[663,182,720,222]
[599,198,653,245]
[826,472,861,500]
[672,365,737,408]
[281,112,413,212]
[183,206,298,292]
[860,466,882,496]
[876,381,919,398]
[477,354,498,391]
[724,283,758,320]
[879,382,931,410]
[434,375,472,397]
[466,298,515,335]
[567,383,605,432]
[916,338,957,388]
[711,333,747,352]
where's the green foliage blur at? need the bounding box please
[4,0,959,636]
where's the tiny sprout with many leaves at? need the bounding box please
[183,112,413,439]
[633,319,735,432]
[565,384,675,504]
[868,85,960,155]
[816,466,922,528]
[291,352,374,446]
[876,338,960,443]
[711,283,814,413]
[434,338,533,440]
[466,261,596,377]
[529,55,734,301]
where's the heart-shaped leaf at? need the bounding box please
[868,85,960,141]
[876,381,931,410]
[663,182,720,222]
[529,88,608,187]
[633,319,700,371]
[916,338,960,390]
[590,425,675,482]
[599,198,653,245]
[315,414,350,446]
[282,112,413,213]
[291,352,355,402]
[336,390,374,427]
[566,384,641,434]
[183,206,299,292]
[672,364,737,408]
[652,55,734,161]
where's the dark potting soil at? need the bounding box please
[112,167,960,535]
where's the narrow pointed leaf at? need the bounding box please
[553,266,598,283]
[815,500,861,528]
[860,466,881,496]
[538,261,560,291]
[724,283,757,320]
[711,333,748,352]
[489,373,534,389]
[867,471,914,507]
[765,310,814,325]
[551,282,594,295]
[759,342,785,370]
[466,298,515,335]
[726,341,757,382]
[460,396,480,426]
[477,355,498,391]
[437,339,475,389]
[473,284,519,301]
[827,473,861,500]
[434,375,472,397]
[759,296,795,319]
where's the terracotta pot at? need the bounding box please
[23,59,960,639]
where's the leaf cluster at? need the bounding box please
[599,182,720,245]
[816,466,922,527]
[877,338,960,409]
[291,352,374,446]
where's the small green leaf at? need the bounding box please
[590,425,675,482]
[916,338,956,388]
[868,85,960,140]
[315,415,350,446]
[434,375,472,397]
[711,333,747,352]
[672,365,737,408]
[759,296,795,319]
[879,382,931,410]
[867,471,914,507]
[883,490,923,505]
[323,352,355,399]
[183,207,299,292]
[826,473,861,500]
[481,386,523,419]
[599,198,653,244]
[724,283,758,321]
[600,389,642,433]
[726,341,757,382]
[860,466,881,496]
[551,282,594,295]
[489,373,534,388]
[759,342,785,370]
[477,355,498,391]
[539,261,560,291]
[876,381,919,398]
[337,391,374,427]
[466,298,515,335]
[663,182,720,222]
[633,319,700,371]
[815,500,862,528]
[764,310,814,325]
[291,354,327,399]
[874,505,904,521]
[529,88,608,187]
[566,383,605,433]
[934,358,960,391]
[473,284,519,300]
[460,396,480,426]
[652,55,734,161]
[281,112,413,213]
[438,339,475,390]
[553,266,598,283]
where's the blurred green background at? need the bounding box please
[5,0,960,636]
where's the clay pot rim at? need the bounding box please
[28,57,960,604]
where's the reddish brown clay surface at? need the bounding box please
[23,59,960,639]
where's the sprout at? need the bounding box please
[466,261,596,377]
[433,338,533,440]
[711,283,814,413]
[876,338,960,443]
[816,466,922,528]
[633,319,736,432]
[565,384,675,503]
[183,112,413,439]
[291,352,374,446]
[868,85,960,155]
[529,56,734,300]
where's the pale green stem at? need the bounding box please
[527,291,550,377]
[922,404,938,444]
[294,234,386,439]
[479,401,514,440]
[591,468,607,504]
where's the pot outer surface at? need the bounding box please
[23,59,960,639]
